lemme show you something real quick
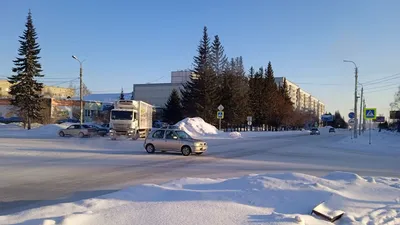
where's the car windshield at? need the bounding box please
[111,111,133,120]
[175,130,192,139]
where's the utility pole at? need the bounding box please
[72,55,84,125]
[359,85,363,136]
[344,60,358,139]
[363,99,366,132]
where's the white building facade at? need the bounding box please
[275,77,325,118]
[171,70,193,84]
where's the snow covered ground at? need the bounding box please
[2,172,400,225]
[1,119,399,224]
[338,130,400,153]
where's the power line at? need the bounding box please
[364,86,399,94]
[362,73,400,85]
[364,83,399,91]
[50,78,79,87]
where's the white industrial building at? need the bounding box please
[133,82,183,108]
[275,77,325,118]
[171,70,193,84]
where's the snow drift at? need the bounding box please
[175,117,219,137]
[2,172,400,225]
[0,123,72,138]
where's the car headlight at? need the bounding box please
[194,142,202,147]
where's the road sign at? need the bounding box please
[375,116,385,123]
[217,104,224,111]
[348,118,355,124]
[348,112,355,119]
[321,114,333,122]
[217,111,224,119]
[247,116,252,122]
[364,108,377,120]
[247,121,252,126]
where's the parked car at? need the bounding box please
[87,124,109,136]
[144,128,208,156]
[56,118,80,124]
[310,128,320,135]
[329,128,335,133]
[58,124,97,138]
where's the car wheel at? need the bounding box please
[78,132,84,138]
[181,146,191,156]
[145,144,155,154]
[195,152,203,155]
[59,131,65,137]
[132,132,139,140]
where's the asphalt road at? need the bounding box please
[1,130,399,215]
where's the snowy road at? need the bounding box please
[1,130,399,215]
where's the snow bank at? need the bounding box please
[175,117,219,137]
[229,131,242,139]
[3,172,400,225]
[0,123,73,138]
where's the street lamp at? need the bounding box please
[358,82,364,136]
[343,60,358,138]
[72,55,84,125]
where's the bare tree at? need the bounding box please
[390,86,400,110]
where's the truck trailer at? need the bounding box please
[109,100,153,140]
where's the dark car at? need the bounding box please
[329,128,335,133]
[56,118,80,124]
[310,128,320,135]
[87,124,109,136]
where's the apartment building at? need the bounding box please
[275,77,325,118]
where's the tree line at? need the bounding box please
[163,26,318,129]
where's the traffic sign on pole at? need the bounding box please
[364,108,377,120]
[217,111,224,119]
[348,118,355,125]
[375,116,385,123]
[217,104,224,111]
[348,112,355,119]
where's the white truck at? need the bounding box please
[109,100,153,140]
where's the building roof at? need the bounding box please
[71,93,133,103]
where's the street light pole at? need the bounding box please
[72,55,84,125]
[344,60,358,139]
[359,84,363,136]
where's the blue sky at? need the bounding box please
[1,0,400,119]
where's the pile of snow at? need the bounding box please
[0,123,73,138]
[175,117,219,137]
[8,122,43,129]
[3,172,400,225]
[229,131,242,139]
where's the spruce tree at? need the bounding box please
[181,26,218,123]
[8,10,44,130]
[278,78,294,127]
[211,35,227,77]
[248,67,265,126]
[163,89,183,124]
[264,62,279,128]
[119,88,125,100]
